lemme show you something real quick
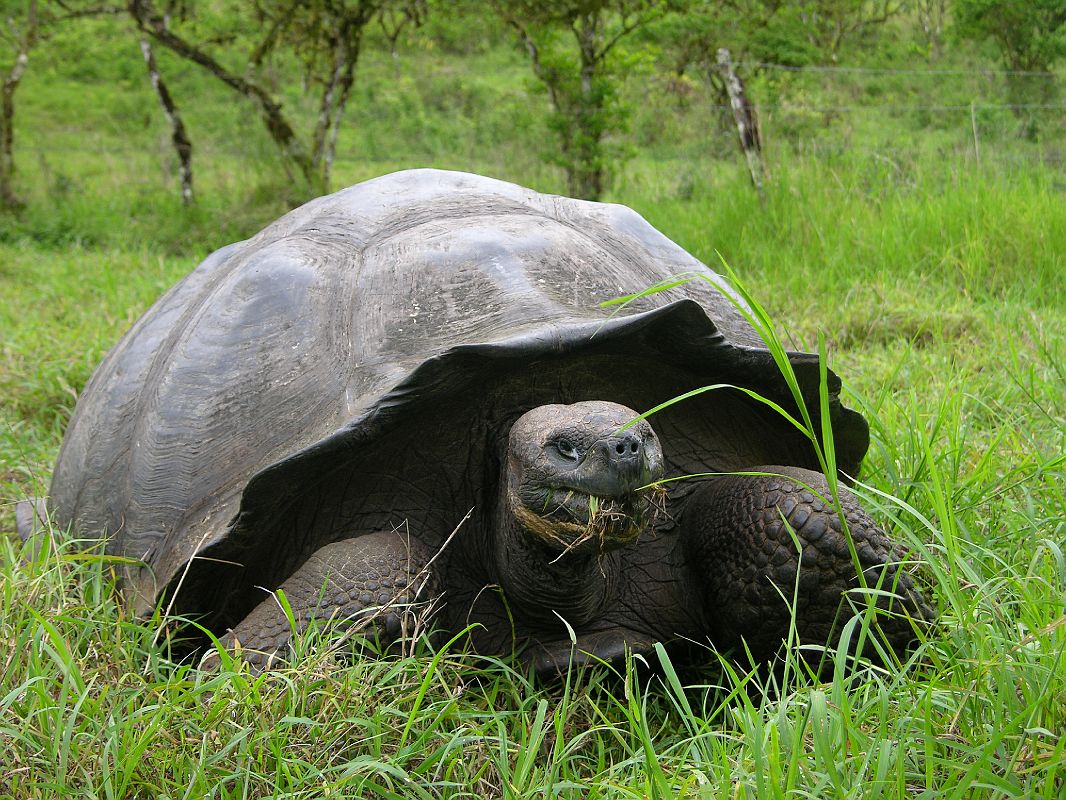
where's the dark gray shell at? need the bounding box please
[50,169,867,625]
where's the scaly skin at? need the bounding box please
[216,406,933,672]
[682,465,934,663]
[219,531,435,670]
[494,402,665,628]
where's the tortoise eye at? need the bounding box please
[554,439,579,461]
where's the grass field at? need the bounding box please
[1,16,1065,798]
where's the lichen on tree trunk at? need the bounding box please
[716,48,764,198]
[140,37,194,205]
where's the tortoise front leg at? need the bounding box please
[220,531,437,670]
[682,466,933,665]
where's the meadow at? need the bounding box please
[1,12,1064,798]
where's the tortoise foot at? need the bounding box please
[524,626,658,676]
[217,531,437,670]
[683,466,933,665]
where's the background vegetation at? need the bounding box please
[1,0,1063,796]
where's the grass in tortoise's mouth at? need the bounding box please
[512,484,668,559]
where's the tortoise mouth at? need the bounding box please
[509,484,665,556]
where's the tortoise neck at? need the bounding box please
[493,494,618,629]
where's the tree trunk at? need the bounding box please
[0,60,25,210]
[323,58,358,188]
[569,163,605,201]
[1,0,37,211]
[311,34,347,176]
[568,15,606,201]
[128,0,318,191]
[140,37,194,205]
[310,21,363,190]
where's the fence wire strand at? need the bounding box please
[736,61,1059,78]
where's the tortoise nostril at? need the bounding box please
[609,434,641,461]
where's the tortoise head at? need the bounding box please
[505,401,665,556]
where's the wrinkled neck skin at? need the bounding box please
[492,483,619,630]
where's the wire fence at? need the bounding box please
[16,58,1066,200]
[687,59,1066,174]
[707,102,1064,112]
[738,62,1059,77]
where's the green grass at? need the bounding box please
[2,17,1065,798]
[2,159,1063,796]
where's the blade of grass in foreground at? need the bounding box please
[607,265,909,640]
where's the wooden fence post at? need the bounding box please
[716,48,764,197]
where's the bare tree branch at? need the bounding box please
[128,0,315,184]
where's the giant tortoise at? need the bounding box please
[30,169,932,671]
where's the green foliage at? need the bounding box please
[415,0,509,56]
[746,14,822,66]
[955,0,1066,72]
[954,0,1066,132]
[644,0,821,77]
[127,0,421,193]
[528,26,640,197]
[790,0,908,55]
[494,0,669,199]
